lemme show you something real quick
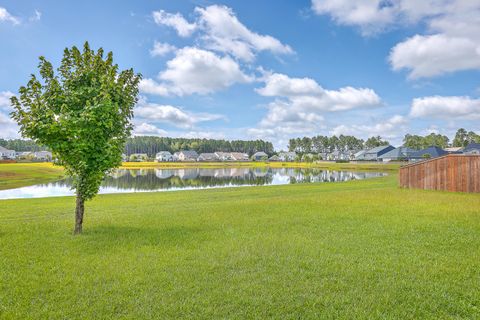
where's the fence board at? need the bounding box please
[399,155,480,193]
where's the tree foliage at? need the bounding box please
[403,133,450,149]
[288,135,365,154]
[11,42,141,233]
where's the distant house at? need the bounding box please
[379,147,416,162]
[354,150,367,161]
[198,153,219,161]
[34,151,52,161]
[360,145,395,161]
[230,152,249,161]
[463,143,480,155]
[129,153,148,162]
[252,151,268,161]
[410,146,447,161]
[444,147,463,153]
[156,151,174,162]
[278,151,296,162]
[0,146,16,159]
[176,150,199,161]
[214,152,232,161]
[16,151,33,159]
[269,155,280,161]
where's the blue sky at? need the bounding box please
[1,0,479,149]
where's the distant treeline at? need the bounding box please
[288,135,388,153]
[404,129,480,149]
[0,139,46,152]
[124,136,274,156]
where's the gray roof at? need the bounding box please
[380,147,416,159]
[0,146,14,152]
[411,146,447,159]
[180,150,199,157]
[156,151,172,156]
[365,145,394,154]
[464,143,480,152]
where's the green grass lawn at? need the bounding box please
[0,163,64,190]
[1,173,479,319]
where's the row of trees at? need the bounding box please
[124,136,274,156]
[288,135,389,153]
[0,138,46,152]
[403,129,480,150]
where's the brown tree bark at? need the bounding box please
[74,194,85,235]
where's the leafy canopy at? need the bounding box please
[11,42,141,200]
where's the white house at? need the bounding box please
[34,151,52,161]
[0,146,16,159]
[252,151,268,161]
[215,152,233,161]
[155,151,174,162]
[230,152,249,161]
[176,150,199,161]
[197,153,219,161]
[278,151,296,161]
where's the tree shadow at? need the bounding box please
[78,224,207,253]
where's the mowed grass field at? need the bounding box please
[0,164,479,319]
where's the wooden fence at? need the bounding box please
[399,154,480,193]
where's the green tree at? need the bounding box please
[453,128,468,147]
[365,136,389,149]
[11,42,141,234]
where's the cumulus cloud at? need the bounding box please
[410,95,480,119]
[0,7,20,25]
[331,115,407,139]
[194,5,293,62]
[135,101,226,129]
[247,72,382,148]
[312,0,480,78]
[0,112,19,138]
[133,122,168,136]
[390,35,480,79]
[152,5,293,62]
[152,10,197,37]
[150,41,176,57]
[0,91,14,111]
[141,47,252,96]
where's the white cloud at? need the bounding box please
[410,95,480,119]
[29,9,41,22]
[152,5,293,62]
[312,0,480,78]
[138,78,169,96]
[311,0,397,35]
[331,115,407,140]
[0,91,14,111]
[133,122,168,136]
[135,101,226,129]
[141,47,252,96]
[247,73,382,148]
[0,112,19,139]
[152,10,197,37]
[150,41,176,57]
[0,7,20,25]
[194,5,293,62]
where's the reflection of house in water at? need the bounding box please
[155,169,174,179]
[230,167,250,177]
[178,169,199,180]
[252,168,270,177]
[110,169,127,179]
[198,169,217,177]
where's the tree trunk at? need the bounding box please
[74,194,85,235]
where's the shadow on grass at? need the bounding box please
[78,225,208,253]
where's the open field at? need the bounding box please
[0,163,64,191]
[1,171,479,319]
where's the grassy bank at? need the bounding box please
[0,163,64,190]
[121,160,401,171]
[1,175,479,319]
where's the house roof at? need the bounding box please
[0,146,14,152]
[198,153,218,159]
[411,146,447,158]
[444,147,463,152]
[156,151,172,156]
[253,151,268,156]
[230,152,248,159]
[464,143,480,152]
[180,150,199,157]
[365,145,394,154]
[380,147,416,159]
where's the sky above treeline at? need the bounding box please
[0,0,479,149]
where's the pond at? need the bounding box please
[0,167,387,200]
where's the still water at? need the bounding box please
[0,167,387,200]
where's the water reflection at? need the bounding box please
[0,167,387,199]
